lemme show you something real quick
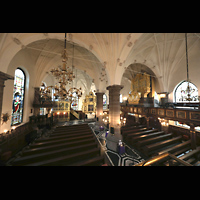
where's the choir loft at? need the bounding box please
[1,33,200,166]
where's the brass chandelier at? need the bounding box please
[48,33,82,102]
[180,33,198,102]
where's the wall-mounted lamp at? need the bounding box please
[157,92,168,98]
[157,92,169,106]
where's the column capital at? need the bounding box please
[106,84,124,91]
[95,92,104,96]
[0,71,14,81]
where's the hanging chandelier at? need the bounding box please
[48,33,82,102]
[180,33,198,102]
[40,82,52,100]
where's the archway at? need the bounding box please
[120,63,160,105]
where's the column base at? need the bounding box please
[106,134,120,152]
[106,128,122,152]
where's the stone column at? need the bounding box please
[33,87,40,116]
[0,79,5,125]
[95,92,104,123]
[106,85,124,140]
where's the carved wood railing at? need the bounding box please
[121,103,200,127]
[70,109,79,119]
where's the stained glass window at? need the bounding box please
[103,94,107,110]
[11,68,25,126]
[174,81,199,103]
[71,92,78,110]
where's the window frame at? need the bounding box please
[11,67,26,126]
[174,80,199,103]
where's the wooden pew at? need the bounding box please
[55,124,88,129]
[143,136,182,156]
[122,127,149,139]
[131,130,164,145]
[22,138,96,157]
[24,148,101,166]
[68,155,105,166]
[12,142,98,166]
[121,125,146,134]
[157,140,191,156]
[11,123,105,166]
[126,129,158,142]
[177,147,200,165]
[137,133,172,149]
[50,129,92,137]
[29,134,94,149]
[37,130,92,142]
[54,125,89,131]
[51,129,91,135]
[54,125,91,130]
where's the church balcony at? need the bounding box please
[120,103,200,127]
[33,98,55,108]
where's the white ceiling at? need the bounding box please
[1,33,200,93]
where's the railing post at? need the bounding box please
[190,123,197,150]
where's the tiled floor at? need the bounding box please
[88,121,145,166]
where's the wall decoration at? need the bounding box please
[82,91,96,114]
[166,110,174,118]
[151,108,156,115]
[88,105,94,112]
[189,112,200,121]
[138,108,142,114]
[53,100,70,121]
[176,111,186,119]
[1,113,10,125]
[158,109,165,116]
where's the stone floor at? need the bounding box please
[88,121,145,166]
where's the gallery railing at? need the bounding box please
[120,103,200,127]
[134,152,193,166]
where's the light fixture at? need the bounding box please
[40,82,53,100]
[47,33,82,102]
[49,33,76,100]
[181,33,198,102]
[157,92,167,98]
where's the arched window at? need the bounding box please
[103,94,107,110]
[120,94,123,103]
[71,92,79,110]
[11,68,25,126]
[174,81,199,103]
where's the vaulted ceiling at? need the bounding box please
[1,33,200,94]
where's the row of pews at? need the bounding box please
[11,124,105,166]
[121,125,200,166]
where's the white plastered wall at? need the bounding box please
[1,49,36,132]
